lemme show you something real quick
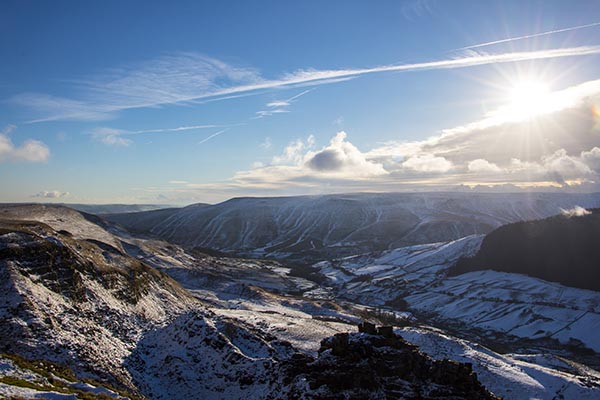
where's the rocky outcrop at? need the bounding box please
[283,325,500,399]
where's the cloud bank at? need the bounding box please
[154,76,600,202]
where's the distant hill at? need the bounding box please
[103,192,600,262]
[61,203,177,215]
[104,207,183,233]
[450,208,600,291]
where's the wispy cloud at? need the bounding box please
[13,46,600,122]
[459,21,600,50]
[259,137,272,150]
[255,88,314,118]
[129,124,225,134]
[90,123,226,146]
[401,0,436,20]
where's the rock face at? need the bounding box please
[450,208,600,291]
[284,326,500,400]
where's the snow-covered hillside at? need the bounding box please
[314,235,600,362]
[3,204,600,399]
[106,192,600,261]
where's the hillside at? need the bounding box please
[104,192,600,262]
[450,208,600,291]
[0,204,506,399]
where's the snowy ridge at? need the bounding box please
[108,192,600,261]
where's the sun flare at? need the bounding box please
[488,78,558,122]
[508,80,550,109]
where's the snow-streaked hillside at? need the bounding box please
[106,192,600,261]
[3,203,600,399]
[315,235,600,361]
[398,326,600,400]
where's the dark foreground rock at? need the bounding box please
[283,326,500,400]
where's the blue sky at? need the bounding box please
[2,0,600,204]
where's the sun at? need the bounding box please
[505,79,551,120]
[509,80,550,108]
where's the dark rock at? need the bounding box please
[377,326,394,338]
[283,331,500,400]
[358,321,377,335]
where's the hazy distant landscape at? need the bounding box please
[2,1,600,399]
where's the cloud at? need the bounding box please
[91,124,223,146]
[92,127,132,146]
[266,100,290,108]
[199,77,600,196]
[255,109,289,118]
[259,137,272,150]
[13,46,600,122]
[305,132,387,176]
[401,0,436,20]
[169,180,188,184]
[0,126,50,163]
[560,206,592,217]
[402,154,453,173]
[32,190,69,199]
[581,147,600,172]
[468,159,502,173]
[255,89,314,119]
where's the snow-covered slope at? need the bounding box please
[397,326,600,400]
[0,207,297,398]
[3,204,600,399]
[107,192,600,261]
[314,235,600,363]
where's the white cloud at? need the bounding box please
[32,190,69,199]
[255,109,289,118]
[402,154,453,173]
[272,135,315,165]
[13,46,600,121]
[266,100,290,108]
[305,132,388,177]
[540,149,593,182]
[560,206,592,217]
[169,180,188,184]
[468,159,502,173]
[92,128,132,146]
[0,126,50,163]
[581,147,600,172]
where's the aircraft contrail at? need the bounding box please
[459,21,600,50]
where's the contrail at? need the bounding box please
[198,129,228,145]
[130,124,222,134]
[459,21,600,50]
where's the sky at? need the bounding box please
[1,0,600,205]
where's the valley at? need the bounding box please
[2,193,600,399]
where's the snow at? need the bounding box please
[109,192,600,262]
[3,203,600,399]
[398,326,600,400]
